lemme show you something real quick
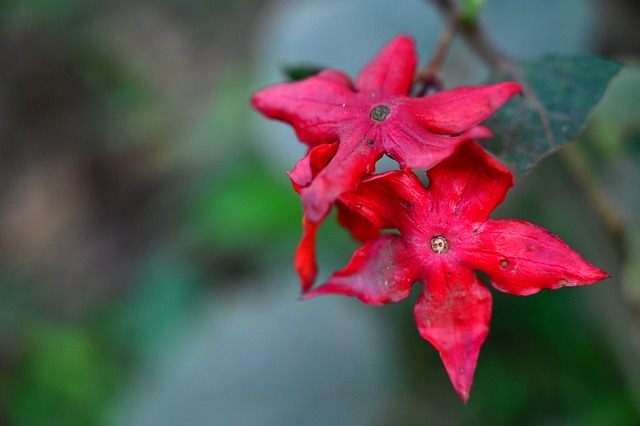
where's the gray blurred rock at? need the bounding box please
[110,270,397,426]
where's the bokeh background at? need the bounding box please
[0,0,639,424]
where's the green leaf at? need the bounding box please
[283,64,325,81]
[484,55,622,173]
[9,321,120,425]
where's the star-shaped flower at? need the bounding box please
[252,34,522,222]
[302,141,609,402]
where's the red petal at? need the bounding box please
[303,234,417,305]
[383,113,493,169]
[294,215,320,292]
[338,170,426,232]
[426,141,513,223]
[301,133,383,222]
[251,70,355,144]
[467,219,609,296]
[404,82,522,134]
[336,201,380,242]
[414,265,492,403]
[354,34,417,97]
[289,143,339,193]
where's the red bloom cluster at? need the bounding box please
[252,34,608,402]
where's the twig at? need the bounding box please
[414,10,460,94]
[429,0,511,74]
[560,144,627,261]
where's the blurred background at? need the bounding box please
[0,0,639,424]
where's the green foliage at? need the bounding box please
[473,289,639,426]
[7,322,121,426]
[588,64,640,158]
[1,0,89,27]
[105,247,203,356]
[283,64,325,81]
[185,163,302,251]
[484,55,622,172]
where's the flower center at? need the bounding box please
[430,236,449,254]
[370,104,390,122]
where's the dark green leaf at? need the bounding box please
[484,55,622,173]
[283,64,325,81]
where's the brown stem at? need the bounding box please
[414,10,460,93]
[560,144,627,261]
[429,0,513,74]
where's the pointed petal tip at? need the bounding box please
[250,90,263,110]
[298,289,314,302]
[485,81,523,108]
[297,271,315,294]
[443,359,476,406]
[490,81,523,99]
[458,389,471,405]
[250,85,287,118]
[561,260,610,288]
[464,125,493,140]
[356,33,418,95]
[250,84,275,104]
[299,284,342,302]
[501,80,523,95]
[294,268,316,293]
[389,33,415,48]
[595,267,611,281]
[299,288,319,301]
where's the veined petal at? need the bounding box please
[301,133,383,222]
[252,70,355,144]
[294,215,321,292]
[355,34,417,97]
[303,234,417,305]
[426,142,513,223]
[404,82,522,134]
[336,201,380,242]
[338,170,426,232]
[467,219,609,296]
[414,264,492,403]
[384,116,493,170]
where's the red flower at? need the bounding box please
[289,142,380,291]
[252,34,521,222]
[303,141,609,402]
